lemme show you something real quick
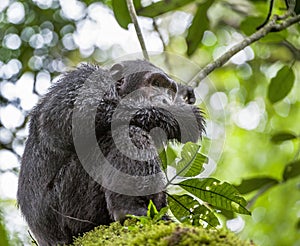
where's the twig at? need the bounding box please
[152,19,172,70]
[28,230,38,245]
[152,20,167,51]
[190,13,300,87]
[50,206,96,225]
[256,0,275,30]
[280,40,300,60]
[247,182,276,208]
[126,0,149,60]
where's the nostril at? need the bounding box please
[188,97,196,104]
[116,78,125,95]
[187,86,196,104]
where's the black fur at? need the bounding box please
[17,60,205,245]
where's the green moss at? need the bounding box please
[72,219,254,246]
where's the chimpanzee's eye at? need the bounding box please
[152,79,160,87]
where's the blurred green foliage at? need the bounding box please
[0,0,299,246]
[0,210,9,246]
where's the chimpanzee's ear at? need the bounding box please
[110,63,124,81]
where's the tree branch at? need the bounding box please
[126,0,149,60]
[190,13,300,87]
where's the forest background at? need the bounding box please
[0,0,299,245]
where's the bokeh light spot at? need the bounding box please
[7,2,25,24]
[4,34,22,50]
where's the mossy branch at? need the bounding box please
[72,219,255,246]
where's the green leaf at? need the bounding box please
[192,204,220,228]
[295,0,300,15]
[271,132,297,143]
[112,0,141,29]
[159,147,167,170]
[219,209,235,220]
[168,194,197,222]
[184,153,207,177]
[166,143,178,166]
[296,218,300,231]
[147,200,158,219]
[171,142,206,177]
[186,0,214,56]
[137,0,194,18]
[159,142,178,170]
[235,177,279,194]
[271,132,298,143]
[172,142,200,170]
[240,17,265,36]
[283,160,300,182]
[153,207,169,221]
[168,194,219,227]
[178,178,250,215]
[112,0,130,29]
[133,0,142,10]
[268,66,295,104]
[261,31,288,43]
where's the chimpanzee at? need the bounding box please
[17,60,205,245]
